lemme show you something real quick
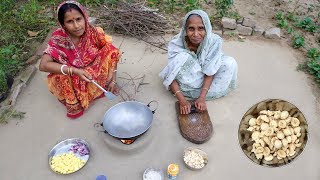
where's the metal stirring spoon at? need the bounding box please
[90,80,117,100]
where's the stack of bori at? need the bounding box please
[238,99,308,167]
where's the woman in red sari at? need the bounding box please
[39,1,120,119]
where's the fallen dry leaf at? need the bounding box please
[238,35,246,39]
[27,30,39,37]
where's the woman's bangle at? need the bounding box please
[202,87,209,92]
[113,69,117,73]
[111,80,116,84]
[174,90,181,96]
[60,64,67,75]
[70,67,73,76]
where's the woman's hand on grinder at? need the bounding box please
[195,97,207,112]
[73,68,92,82]
[179,99,191,114]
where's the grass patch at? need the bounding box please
[0,107,25,124]
[0,0,56,95]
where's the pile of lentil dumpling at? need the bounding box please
[238,99,308,167]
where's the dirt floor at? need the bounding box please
[1,34,320,179]
[0,1,320,179]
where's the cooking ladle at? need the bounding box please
[91,80,116,100]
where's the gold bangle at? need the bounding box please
[67,67,70,76]
[70,67,73,76]
[111,80,116,84]
[203,87,209,92]
[113,69,117,73]
[174,90,181,96]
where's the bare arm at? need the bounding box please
[106,63,119,94]
[199,75,214,99]
[170,80,191,114]
[195,75,214,111]
[39,54,92,82]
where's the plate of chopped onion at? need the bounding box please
[48,138,90,174]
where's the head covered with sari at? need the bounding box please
[44,1,120,118]
[160,10,223,89]
[45,1,113,69]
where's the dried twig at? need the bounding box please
[100,1,170,51]
[116,72,147,101]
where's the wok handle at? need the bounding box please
[91,80,108,94]
[93,122,107,133]
[147,100,158,114]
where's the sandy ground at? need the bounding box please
[0,35,320,180]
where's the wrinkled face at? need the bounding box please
[63,9,86,38]
[186,15,206,46]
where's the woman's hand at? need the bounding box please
[106,81,120,95]
[73,68,92,82]
[195,97,206,112]
[179,99,191,114]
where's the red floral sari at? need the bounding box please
[44,1,120,118]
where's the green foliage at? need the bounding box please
[295,17,317,33]
[226,10,241,20]
[0,0,55,95]
[0,0,15,12]
[296,63,307,71]
[277,19,288,28]
[214,0,234,18]
[0,107,25,124]
[275,11,288,28]
[292,34,305,49]
[18,0,43,28]
[275,11,285,20]
[79,0,117,6]
[275,12,318,33]
[307,59,320,83]
[0,45,22,94]
[167,0,177,13]
[0,70,8,94]
[287,27,294,34]
[307,48,320,59]
[147,0,199,14]
[285,12,299,22]
[147,0,158,7]
[185,0,200,12]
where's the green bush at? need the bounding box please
[79,0,115,6]
[287,27,294,34]
[0,0,55,95]
[0,70,8,94]
[277,19,288,28]
[307,48,320,60]
[295,17,317,33]
[214,0,234,18]
[285,12,299,22]
[292,34,305,49]
[275,11,285,20]
[307,59,320,83]
[185,0,200,12]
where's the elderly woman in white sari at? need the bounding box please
[159,10,238,114]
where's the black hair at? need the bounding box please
[185,14,202,27]
[58,3,84,25]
